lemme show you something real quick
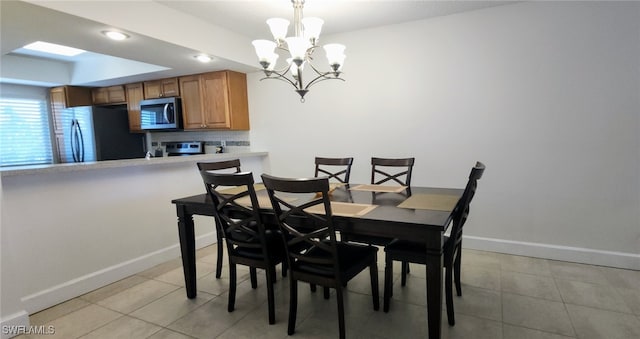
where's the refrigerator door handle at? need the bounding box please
[70,119,85,163]
[71,119,79,162]
[77,120,85,162]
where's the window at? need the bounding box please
[0,97,53,167]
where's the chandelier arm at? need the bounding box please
[304,72,345,91]
[306,60,327,76]
[260,71,299,88]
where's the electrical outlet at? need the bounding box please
[220,140,226,147]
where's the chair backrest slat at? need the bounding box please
[200,171,268,256]
[314,157,354,184]
[197,159,242,173]
[446,161,485,253]
[262,174,340,271]
[371,157,415,186]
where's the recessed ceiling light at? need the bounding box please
[22,41,86,57]
[102,31,129,41]
[195,54,213,63]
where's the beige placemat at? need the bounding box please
[235,195,273,209]
[218,183,266,195]
[349,184,407,193]
[397,194,460,211]
[304,202,378,217]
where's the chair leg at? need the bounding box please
[266,266,276,325]
[250,267,257,289]
[288,278,298,335]
[324,287,330,299]
[215,230,223,279]
[383,256,393,312]
[228,263,236,312]
[445,266,455,326]
[401,260,408,286]
[282,260,288,277]
[336,287,346,339]
[370,261,380,311]
[454,248,462,296]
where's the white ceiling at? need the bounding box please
[0,0,513,88]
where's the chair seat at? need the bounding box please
[233,230,286,260]
[295,242,378,281]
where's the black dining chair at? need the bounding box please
[383,161,485,326]
[199,170,286,325]
[314,157,354,184]
[343,157,415,249]
[262,174,380,339]
[197,159,242,279]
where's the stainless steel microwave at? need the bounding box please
[140,97,182,130]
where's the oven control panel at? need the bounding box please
[165,141,204,156]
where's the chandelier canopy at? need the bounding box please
[252,0,346,102]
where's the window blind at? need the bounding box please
[0,97,53,167]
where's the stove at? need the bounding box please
[165,141,204,156]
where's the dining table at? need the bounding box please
[172,183,463,339]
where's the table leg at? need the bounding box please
[426,249,443,339]
[176,204,197,299]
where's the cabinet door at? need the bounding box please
[179,75,205,129]
[143,80,162,99]
[201,72,231,129]
[125,83,144,132]
[160,78,179,97]
[92,88,109,104]
[107,86,126,103]
[64,86,92,107]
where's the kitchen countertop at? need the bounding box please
[0,151,268,177]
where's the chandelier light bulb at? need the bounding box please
[252,40,277,63]
[266,18,290,41]
[323,43,346,67]
[302,17,324,43]
[285,37,310,65]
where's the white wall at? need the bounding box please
[248,2,640,268]
[0,155,266,335]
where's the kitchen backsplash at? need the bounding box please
[149,130,250,154]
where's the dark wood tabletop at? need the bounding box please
[172,184,463,339]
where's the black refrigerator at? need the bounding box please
[64,105,146,162]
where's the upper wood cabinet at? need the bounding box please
[143,78,179,99]
[125,83,144,133]
[179,71,249,130]
[50,86,92,109]
[91,85,126,105]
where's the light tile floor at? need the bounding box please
[16,245,640,339]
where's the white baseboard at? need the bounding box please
[463,235,640,270]
[0,311,29,339]
[19,232,216,315]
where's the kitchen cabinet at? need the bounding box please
[179,71,249,130]
[50,86,92,134]
[143,78,179,99]
[91,86,126,105]
[125,83,144,132]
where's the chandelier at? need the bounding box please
[252,0,346,102]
